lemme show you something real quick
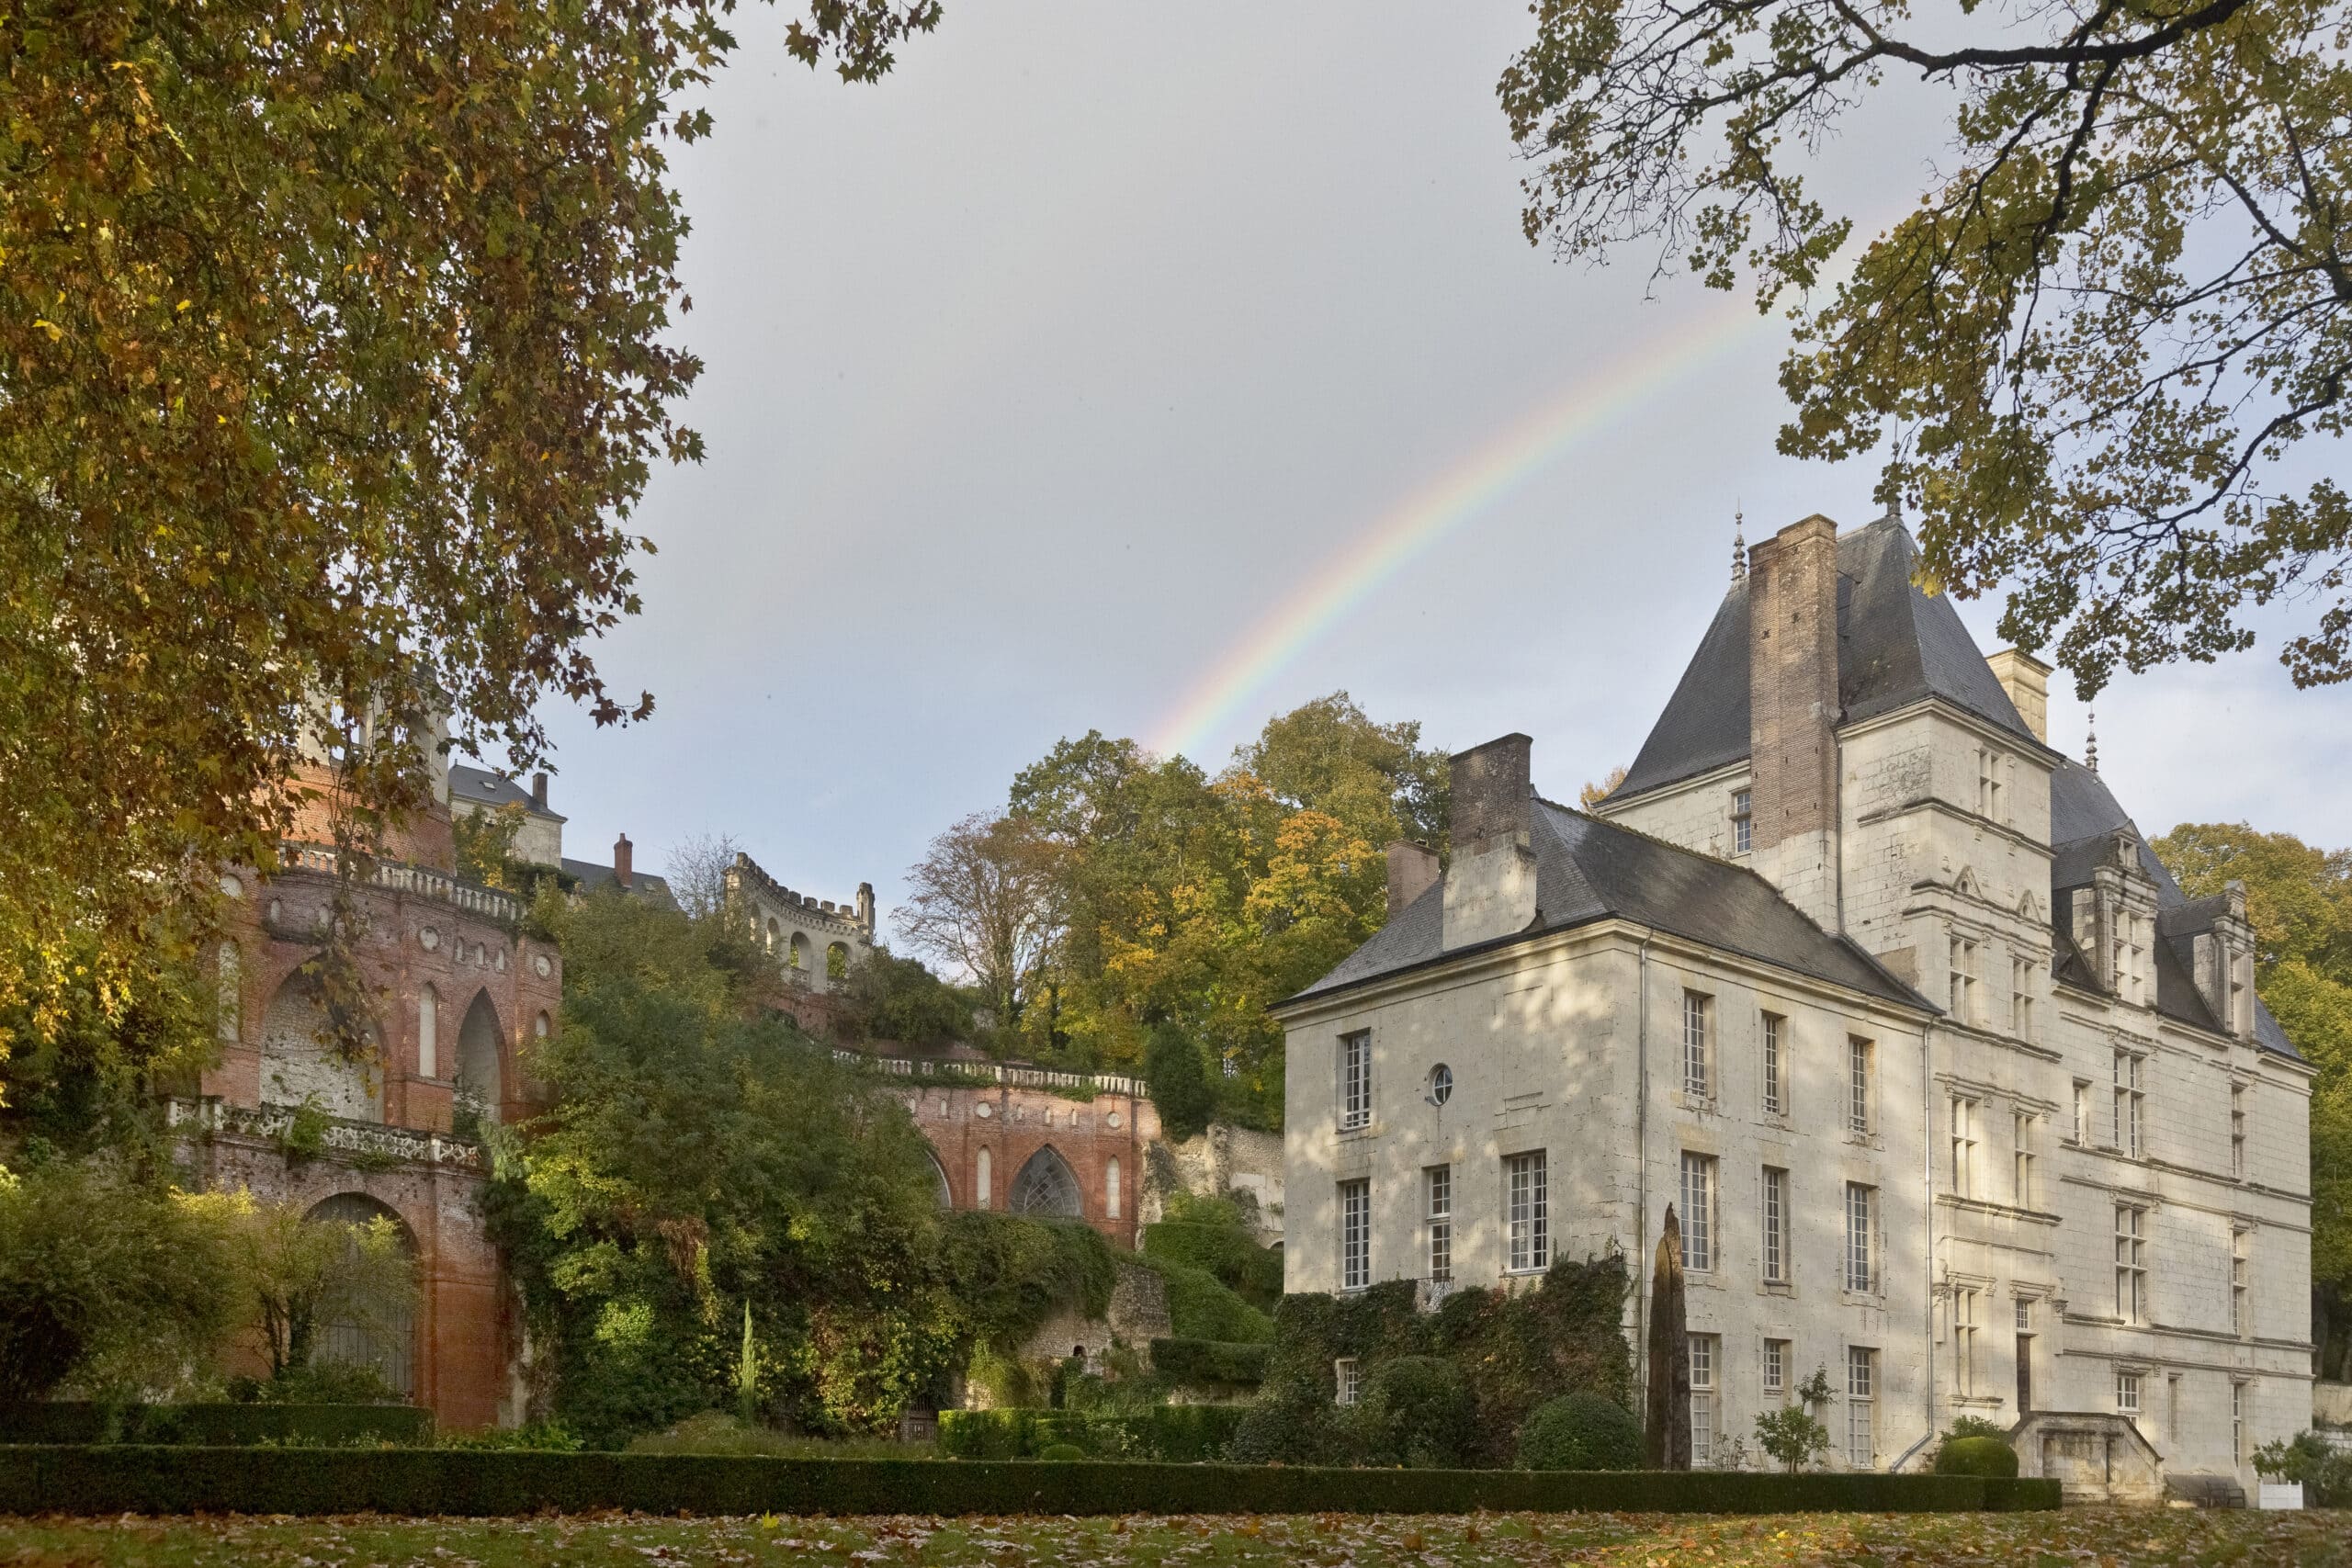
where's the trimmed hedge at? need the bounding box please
[0,1446,2062,1517]
[937,1406,1245,1462]
[1933,1437,2020,1479]
[1517,1393,1642,1472]
[0,1403,432,1448]
[1148,1337,1269,1390]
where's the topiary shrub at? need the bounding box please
[1035,1443,1086,1462]
[1517,1392,1642,1472]
[1351,1356,1477,1469]
[1933,1436,2019,1478]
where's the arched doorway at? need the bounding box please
[304,1193,419,1399]
[453,989,503,1128]
[1008,1147,1084,1218]
[259,976,380,1122]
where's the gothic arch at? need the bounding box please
[259,975,381,1122]
[1008,1145,1084,1219]
[304,1193,419,1397]
[454,987,505,1125]
[926,1148,952,1208]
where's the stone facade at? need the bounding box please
[728,850,876,987]
[1282,511,2316,1494]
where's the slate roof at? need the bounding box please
[2045,756,2299,1060]
[1288,796,1932,1012]
[561,857,678,908]
[1616,516,2046,800]
[448,762,566,820]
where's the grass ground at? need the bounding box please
[0,1507,2344,1566]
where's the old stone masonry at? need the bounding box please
[1278,510,2314,1502]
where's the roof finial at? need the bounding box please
[2085,709,2099,774]
[1731,504,1747,584]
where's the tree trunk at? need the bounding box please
[1643,1204,1691,1470]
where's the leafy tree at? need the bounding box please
[0,0,936,1086]
[840,948,977,1050]
[1753,1404,1831,1473]
[0,1160,235,1401]
[2155,821,2352,1376]
[1144,1021,1217,1144]
[181,1188,418,1381]
[453,803,532,894]
[1643,1204,1690,1470]
[665,834,747,924]
[896,813,1064,1032]
[1502,0,2352,696]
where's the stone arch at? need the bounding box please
[304,1193,419,1398]
[455,988,504,1126]
[765,917,780,952]
[1008,1145,1084,1218]
[926,1148,952,1208]
[259,975,380,1122]
[789,932,812,972]
[826,942,850,981]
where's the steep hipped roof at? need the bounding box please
[562,857,677,908]
[1288,797,1932,1011]
[448,761,566,821]
[2045,756,2299,1061]
[1616,517,2043,800]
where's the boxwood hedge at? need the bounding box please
[1148,1337,1270,1390]
[0,1403,433,1447]
[0,1446,2060,1517]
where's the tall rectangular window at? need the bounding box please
[1339,1179,1370,1292]
[2113,1050,2143,1157]
[2232,1084,2247,1179]
[1334,1358,1362,1406]
[2115,1204,2146,1322]
[1847,1348,1877,1466]
[1845,1182,1877,1293]
[1761,1166,1789,1283]
[1731,790,1753,855]
[1951,1287,1979,1395]
[1689,1334,1719,1464]
[1682,991,1711,1099]
[1977,749,2003,822]
[1679,1153,1716,1272]
[1339,1031,1371,1131]
[1848,1038,1874,1135]
[1505,1151,1549,1273]
[2233,1383,2245,1463]
[2073,1079,2092,1145]
[2232,1231,2249,1337]
[1760,1012,1785,1116]
[2011,955,2034,1038]
[1424,1165,1452,1284]
[1951,1096,1978,1197]
[2013,1111,2037,1207]
[1763,1337,1789,1399]
[1950,936,1979,1025]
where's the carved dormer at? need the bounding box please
[2063,830,2159,1005]
[2189,880,2259,1040]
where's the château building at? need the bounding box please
[1276,511,2313,1499]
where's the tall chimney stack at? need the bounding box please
[1385,840,1440,916]
[1442,734,1539,950]
[531,772,549,810]
[1984,648,2051,742]
[1747,515,1843,930]
[614,832,633,888]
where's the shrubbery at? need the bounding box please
[1148,1337,1268,1391]
[1517,1393,1642,1472]
[1933,1437,2019,1479]
[2254,1430,2352,1506]
[938,1405,1246,1462]
[1351,1356,1477,1469]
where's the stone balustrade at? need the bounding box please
[831,1049,1148,1100]
[166,1096,486,1171]
[277,840,524,926]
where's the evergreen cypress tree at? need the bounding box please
[1642,1204,1691,1470]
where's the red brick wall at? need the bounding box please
[904,1083,1161,1250]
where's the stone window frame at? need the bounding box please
[1688,1332,1720,1464]
[1846,1037,1876,1138]
[1334,1357,1362,1407]
[1845,1346,1877,1466]
[1950,1094,1980,1199]
[1762,1337,1789,1399]
[2114,1203,2147,1322]
[1504,1149,1549,1274]
[1338,1030,1372,1133]
[1730,789,1753,856]
[1844,1182,1877,1294]
[1759,1164,1789,1285]
[1759,1011,1786,1118]
[1950,1285,1980,1396]
[1681,990,1713,1101]
[1424,1164,1452,1284]
[1679,1151,1717,1274]
[1338,1179,1371,1292]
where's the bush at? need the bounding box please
[937,1406,1245,1463]
[1933,1437,2019,1479]
[1518,1393,1642,1472]
[2253,1431,2352,1507]
[0,1446,2064,1517]
[1148,1260,1273,1344]
[1148,1337,1269,1391]
[1352,1357,1477,1469]
[0,1402,432,1447]
[1752,1405,1832,1473]
[1035,1443,1086,1462]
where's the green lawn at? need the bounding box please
[0,1507,2344,1566]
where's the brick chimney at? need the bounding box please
[531,771,549,810]
[1385,840,1440,916]
[613,832,633,888]
[1747,515,1843,930]
[1984,648,2051,742]
[1442,734,1538,951]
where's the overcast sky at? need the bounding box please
[521,2,2352,926]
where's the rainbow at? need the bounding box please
[1148,295,1770,762]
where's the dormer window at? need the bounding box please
[1731,790,1752,855]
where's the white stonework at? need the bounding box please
[1281,513,2316,1495]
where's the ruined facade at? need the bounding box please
[1279,512,2313,1497]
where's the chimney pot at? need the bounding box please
[1451,733,1534,852]
[1385,840,1441,916]
[614,833,632,888]
[530,772,549,809]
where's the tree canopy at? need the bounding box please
[1502,0,2352,697]
[0,0,936,1079]
[2155,820,2352,1375]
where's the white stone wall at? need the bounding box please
[1282,923,1935,1470]
[1599,763,1751,862]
